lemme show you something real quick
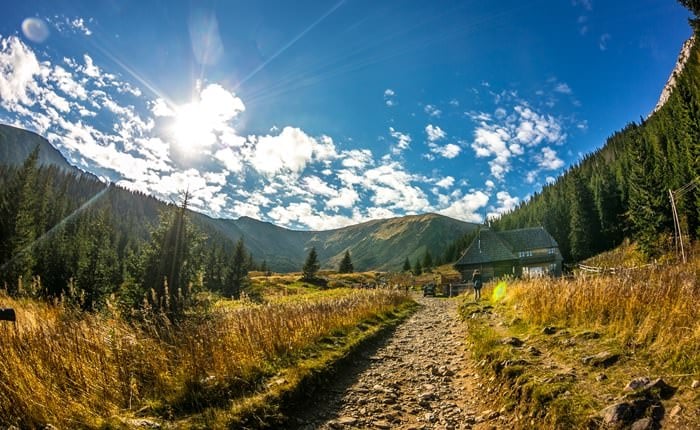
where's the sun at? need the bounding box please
[170,102,217,154]
[168,84,246,155]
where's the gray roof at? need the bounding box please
[454,227,559,267]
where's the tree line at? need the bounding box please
[0,149,259,315]
[493,8,700,262]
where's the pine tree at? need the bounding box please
[402,257,411,272]
[422,250,433,272]
[338,250,354,273]
[302,247,320,281]
[413,259,422,276]
[8,148,40,288]
[224,238,248,299]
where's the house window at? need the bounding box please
[548,248,556,255]
[518,250,533,258]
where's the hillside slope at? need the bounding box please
[0,124,478,272]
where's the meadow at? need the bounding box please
[0,274,414,428]
[460,245,700,428]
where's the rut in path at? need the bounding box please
[292,296,490,430]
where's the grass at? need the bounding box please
[459,250,700,429]
[0,283,414,428]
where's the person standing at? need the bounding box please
[471,269,482,301]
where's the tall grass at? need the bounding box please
[0,288,410,428]
[503,258,700,372]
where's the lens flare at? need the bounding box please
[491,280,507,302]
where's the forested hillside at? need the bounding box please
[494,11,700,262]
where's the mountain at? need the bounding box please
[211,213,478,272]
[0,123,478,272]
[0,124,80,173]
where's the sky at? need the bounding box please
[0,0,693,230]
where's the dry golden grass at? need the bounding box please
[502,256,700,373]
[0,287,411,428]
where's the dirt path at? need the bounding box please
[291,295,502,430]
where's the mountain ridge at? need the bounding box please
[0,123,479,272]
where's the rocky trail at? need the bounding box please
[291,296,507,430]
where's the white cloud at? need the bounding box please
[362,162,429,212]
[250,126,332,175]
[82,54,100,78]
[302,175,335,197]
[599,33,611,51]
[429,142,461,159]
[327,187,359,209]
[384,88,396,106]
[435,176,454,189]
[514,105,565,146]
[341,149,373,169]
[425,124,446,142]
[424,104,442,118]
[449,99,459,107]
[536,147,565,170]
[438,190,489,223]
[214,147,243,172]
[70,18,93,36]
[389,127,411,154]
[554,82,572,94]
[0,36,41,107]
[490,191,519,218]
[268,202,359,230]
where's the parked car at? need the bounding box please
[422,283,436,297]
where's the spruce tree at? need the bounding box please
[302,247,320,281]
[402,257,411,272]
[413,259,422,276]
[422,250,433,272]
[338,250,354,273]
[225,238,248,299]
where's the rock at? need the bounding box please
[624,377,651,392]
[126,419,161,429]
[542,326,557,335]
[601,402,636,425]
[582,351,620,367]
[669,404,682,418]
[335,416,358,426]
[642,378,676,399]
[577,331,601,340]
[630,417,655,430]
[526,346,541,356]
[424,412,436,423]
[501,337,524,347]
[692,380,700,389]
[596,373,608,381]
[373,419,392,429]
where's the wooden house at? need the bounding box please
[453,227,563,282]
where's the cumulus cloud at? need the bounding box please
[536,146,565,170]
[425,124,446,142]
[599,33,611,51]
[470,103,567,181]
[429,142,461,159]
[438,190,489,223]
[0,36,41,107]
[384,88,396,106]
[435,176,455,189]
[487,191,519,219]
[389,127,411,154]
[424,104,441,117]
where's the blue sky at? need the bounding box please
[0,0,692,230]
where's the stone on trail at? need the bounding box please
[692,379,700,389]
[624,377,651,392]
[581,351,620,367]
[335,416,358,426]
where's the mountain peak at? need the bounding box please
[651,35,696,116]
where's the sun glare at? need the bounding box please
[171,102,217,154]
[169,84,245,156]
